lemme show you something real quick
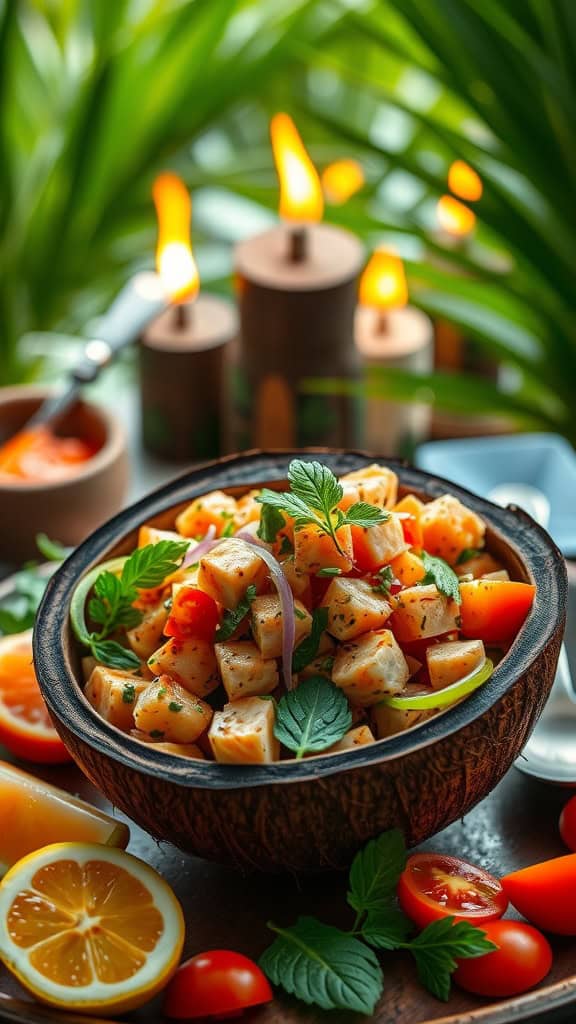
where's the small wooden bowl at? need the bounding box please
[0,386,129,562]
[34,450,567,873]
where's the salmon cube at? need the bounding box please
[351,513,408,572]
[390,551,426,588]
[390,584,460,642]
[134,676,212,743]
[420,495,485,565]
[148,638,219,697]
[176,490,237,539]
[85,668,149,732]
[293,523,353,574]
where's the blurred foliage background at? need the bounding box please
[1,0,575,442]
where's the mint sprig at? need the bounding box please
[274,675,351,758]
[257,504,286,544]
[421,551,462,604]
[215,584,257,642]
[257,460,389,557]
[86,539,188,670]
[260,829,497,1011]
[292,606,329,673]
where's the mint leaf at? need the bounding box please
[348,829,406,913]
[362,907,414,950]
[257,504,286,544]
[342,501,389,529]
[288,460,343,519]
[91,639,141,671]
[120,539,189,591]
[215,584,257,642]
[421,552,462,604]
[372,565,395,595]
[292,607,329,673]
[274,676,351,758]
[407,917,497,1002]
[36,533,71,562]
[260,917,383,1014]
[257,487,320,528]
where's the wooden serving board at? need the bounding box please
[0,757,575,1024]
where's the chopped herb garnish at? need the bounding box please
[316,567,342,577]
[221,519,235,538]
[279,535,294,556]
[294,605,307,621]
[371,565,394,596]
[457,547,481,565]
[122,683,136,704]
[168,701,183,713]
[292,607,329,673]
[157,686,167,698]
[257,504,286,544]
[215,584,257,642]
[257,460,389,558]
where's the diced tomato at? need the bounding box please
[501,854,576,935]
[459,580,535,643]
[453,920,552,997]
[398,853,508,929]
[560,796,576,852]
[163,950,272,1019]
[164,588,220,643]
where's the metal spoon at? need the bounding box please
[488,482,576,785]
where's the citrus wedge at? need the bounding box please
[0,761,129,875]
[0,630,71,764]
[0,842,185,1014]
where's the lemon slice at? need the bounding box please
[0,842,184,1014]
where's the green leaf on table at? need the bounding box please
[215,584,257,642]
[292,606,329,673]
[90,639,141,671]
[257,504,286,544]
[348,829,407,913]
[407,917,497,1002]
[274,675,351,758]
[260,917,383,1014]
[421,552,462,604]
[361,907,414,950]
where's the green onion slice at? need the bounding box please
[380,658,494,711]
[69,557,127,646]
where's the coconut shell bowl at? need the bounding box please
[34,450,567,873]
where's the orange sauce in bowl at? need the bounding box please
[0,426,97,483]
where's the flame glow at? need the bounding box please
[359,249,408,311]
[437,195,476,238]
[448,160,483,201]
[153,172,199,302]
[270,113,323,223]
[322,159,365,204]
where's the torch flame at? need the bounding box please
[153,172,199,303]
[448,160,483,201]
[359,249,408,311]
[436,195,476,239]
[322,159,365,205]
[270,113,323,223]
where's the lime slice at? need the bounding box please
[380,658,494,711]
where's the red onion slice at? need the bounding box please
[181,525,218,568]
[237,531,296,690]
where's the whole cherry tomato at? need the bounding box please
[163,950,273,1019]
[559,796,576,852]
[398,853,508,929]
[164,587,219,643]
[453,919,552,997]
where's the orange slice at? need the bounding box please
[0,842,184,1014]
[0,631,71,764]
[0,761,129,875]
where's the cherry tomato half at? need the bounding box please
[453,919,552,997]
[502,854,576,935]
[398,853,508,929]
[164,587,220,643]
[163,950,273,1020]
[459,580,535,644]
[559,796,576,852]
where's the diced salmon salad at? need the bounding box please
[71,460,536,764]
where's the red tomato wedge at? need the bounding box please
[453,919,552,997]
[459,580,535,643]
[398,853,508,929]
[164,587,220,643]
[560,796,576,852]
[163,950,272,1019]
[501,854,576,935]
[0,631,71,764]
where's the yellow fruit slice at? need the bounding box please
[0,760,129,875]
[0,843,184,1014]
